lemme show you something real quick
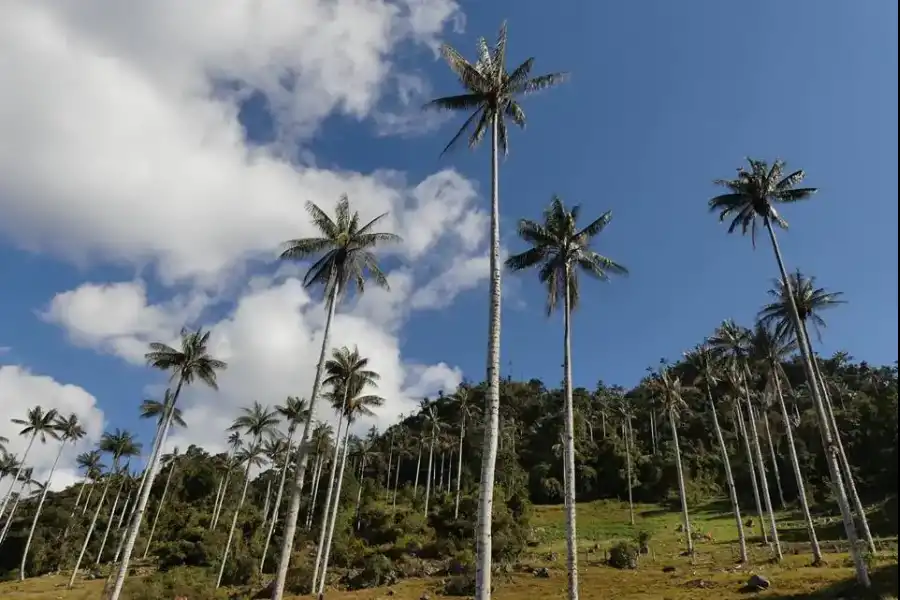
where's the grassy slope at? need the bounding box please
[2,499,897,599]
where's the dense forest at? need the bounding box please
[0,333,896,597]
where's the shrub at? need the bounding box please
[635,530,653,554]
[608,541,639,570]
[344,553,397,590]
[443,574,476,597]
[122,567,227,600]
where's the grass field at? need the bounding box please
[2,499,897,599]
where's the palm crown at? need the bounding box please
[758,270,845,342]
[140,392,187,428]
[99,429,141,466]
[12,407,61,443]
[55,413,86,443]
[709,158,818,247]
[505,196,627,314]
[426,21,568,155]
[145,328,227,390]
[229,402,280,443]
[276,396,310,436]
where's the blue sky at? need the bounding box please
[0,0,896,475]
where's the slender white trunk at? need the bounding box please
[117,492,133,531]
[475,114,502,600]
[0,434,35,521]
[764,217,869,586]
[649,412,657,455]
[354,456,366,530]
[414,444,422,497]
[761,409,787,510]
[0,478,28,545]
[438,452,445,494]
[743,384,782,561]
[82,482,96,516]
[315,425,352,598]
[424,430,435,516]
[261,480,273,535]
[624,421,635,528]
[306,454,324,530]
[107,379,183,600]
[20,440,66,579]
[772,369,822,563]
[735,397,767,542]
[454,414,466,519]
[271,279,339,600]
[561,268,579,600]
[311,413,346,591]
[68,467,115,589]
[73,479,87,512]
[385,436,394,500]
[668,408,693,555]
[707,389,747,563]
[392,456,402,515]
[216,447,255,589]
[96,477,126,564]
[143,457,177,560]
[260,428,295,572]
[64,477,90,539]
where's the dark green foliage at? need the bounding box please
[608,541,639,569]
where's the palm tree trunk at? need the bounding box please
[413,444,422,497]
[454,414,466,519]
[385,435,394,501]
[668,408,693,555]
[212,449,238,531]
[743,388,783,561]
[96,476,126,564]
[260,428,295,573]
[624,420,635,528]
[216,448,255,589]
[20,440,66,579]
[64,477,91,539]
[117,492,133,531]
[392,456,402,516]
[82,481,96,516]
[761,409,787,510]
[354,456,366,530]
[0,434,35,521]
[424,430,435,516]
[561,265,580,600]
[212,468,233,530]
[271,278,340,600]
[261,480,273,535]
[73,478,88,513]
[142,458,177,560]
[315,424,352,598]
[311,412,346,591]
[68,469,115,589]
[649,411,656,455]
[0,478,28,545]
[807,338,876,555]
[474,114,502,600]
[772,370,822,563]
[438,452,445,494]
[734,397,767,543]
[306,455,324,530]
[707,389,747,563]
[764,216,869,587]
[107,379,184,600]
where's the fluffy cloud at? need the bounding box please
[0,366,105,491]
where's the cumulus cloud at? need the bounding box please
[0,366,105,491]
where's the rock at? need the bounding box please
[662,566,676,573]
[534,567,551,578]
[747,574,770,591]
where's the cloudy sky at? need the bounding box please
[1,1,896,490]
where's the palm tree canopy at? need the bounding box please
[12,406,61,443]
[324,346,381,407]
[276,396,310,434]
[229,402,281,441]
[76,450,104,474]
[279,194,401,299]
[425,21,568,156]
[99,429,141,462]
[709,157,818,247]
[758,269,845,342]
[140,391,188,428]
[708,320,753,372]
[505,195,627,315]
[55,413,87,443]
[145,328,227,389]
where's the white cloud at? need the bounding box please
[0,366,105,491]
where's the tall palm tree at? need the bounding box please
[614,394,637,527]
[20,414,85,580]
[109,330,226,600]
[353,434,378,530]
[749,320,823,563]
[312,346,381,592]
[422,400,442,517]
[260,396,309,572]
[216,402,280,588]
[271,195,400,600]
[0,407,60,522]
[391,424,409,516]
[426,25,567,599]
[315,377,385,599]
[212,431,243,530]
[710,321,782,560]
[451,386,474,519]
[96,467,132,565]
[684,345,748,563]
[0,467,35,545]
[759,272,876,555]
[306,423,334,530]
[141,446,181,560]
[68,429,139,588]
[65,450,104,538]
[505,196,626,600]
[710,158,869,585]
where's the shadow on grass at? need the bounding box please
[754,564,898,599]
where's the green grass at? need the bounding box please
[3,499,897,599]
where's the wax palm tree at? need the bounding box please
[0,467,35,545]
[260,435,288,529]
[426,25,567,599]
[759,272,875,555]
[72,450,103,517]
[505,196,626,599]
[216,403,280,588]
[212,431,243,530]
[96,466,133,565]
[710,320,782,558]
[684,344,748,563]
[19,414,85,579]
[0,437,7,457]
[108,331,226,600]
[614,393,637,527]
[391,424,410,515]
[271,196,400,600]
[68,430,140,588]
[260,396,309,572]
[0,407,60,522]
[650,365,697,555]
[451,385,475,519]
[709,158,869,585]
[353,435,378,530]
[142,446,181,560]
[315,378,385,599]
[306,423,334,530]
[422,401,442,517]
[311,346,381,592]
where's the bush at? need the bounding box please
[443,574,476,596]
[608,541,639,570]
[122,567,228,600]
[635,530,653,554]
[344,553,397,590]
